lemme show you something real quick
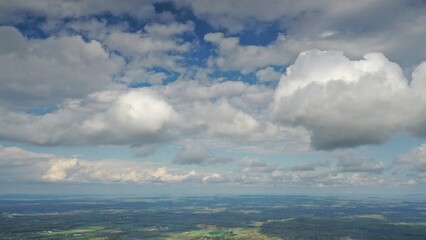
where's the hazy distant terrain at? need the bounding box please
[1,195,426,239]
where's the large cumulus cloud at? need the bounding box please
[273,49,426,150]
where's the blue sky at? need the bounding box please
[1,0,426,195]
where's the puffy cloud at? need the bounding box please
[101,90,177,133]
[273,50,411,150]
[205,32,295,73]
[202,173,229,183]
[0,26,124,110]
[43,159,79,181]
[150,167,197,183]
[0,89,179,146]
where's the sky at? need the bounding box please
[1,0,426,196]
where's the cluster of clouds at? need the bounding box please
[0,25,307,152]
[0,145,197,184]
[181,0,426,68]
[0,75,304,153]
[1,145,421,187]
[0,1,426,189]
[3,37,426,154]
[2,0,425,71]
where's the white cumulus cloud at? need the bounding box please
[0,89,179,146]
[272,49,418,150]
